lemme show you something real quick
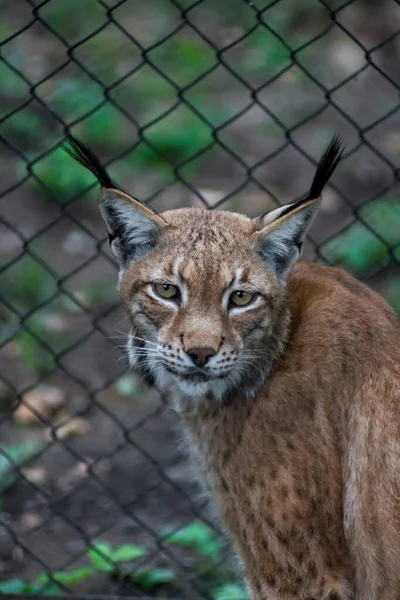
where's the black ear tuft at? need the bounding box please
[271,135,343,221]
[308,134,343,199]
[63,134,116,189]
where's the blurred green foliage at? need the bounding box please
[13,319,56,374]
[0,0,329,197]
[212,583,249,600]
[1,110,48,142]
[132,110,213,174]
[33,146,97,198]
[1,2,398,597]
[321,198,400,282]
[38,0,106,42]
[163,521,221,562]
[386,275,400,313]
[0,61,28,102]
[0,258,63,374]
[0,0,398,379]
[88,540,147,571]
[0,522,246,597]
[237,28,291,77]
[2,257,56,309]
[150,35,215,85]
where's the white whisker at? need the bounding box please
[129,334,159,347]
[114,345,159,354]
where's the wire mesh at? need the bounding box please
[1,0,400,597]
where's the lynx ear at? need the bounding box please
[100,188,165,264]
[254,197,321,281]
[254,135,343,282]
[64,135,165,265]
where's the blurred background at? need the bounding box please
[1,0,400,597]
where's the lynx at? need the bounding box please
[65,135,400,600]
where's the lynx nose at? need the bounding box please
[186,346,216,367]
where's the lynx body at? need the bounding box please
[65,136,400,599]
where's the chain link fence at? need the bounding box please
[1,0,400,597]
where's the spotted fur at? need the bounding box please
[65,135,400,599]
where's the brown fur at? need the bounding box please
[113,204,400,599]
[65,135,400,599]
[115,203,400,599]
[178,262,400,599]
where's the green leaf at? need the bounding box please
[0,578,27,593]
[112,543,147,562]
[88,541,115,572]
[33,579,62,595]
[2,568,93,596]
[131,568,176,591]
[88,540,147,572]
[211,584,249,600]
[164,522,221,560]
[42,584,65,596]
[38,567,94,586]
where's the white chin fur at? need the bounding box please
[152,367,231,402]
[144,353,241,402]
[174,379,211,397]
[172,374,232,402]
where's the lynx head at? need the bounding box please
[65,136,342,401]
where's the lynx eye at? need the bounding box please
[153,283,179,300]
[230,290,255,307]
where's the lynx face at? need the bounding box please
[104,189,323,400]
[117,208,289,400]
[64,135,342,401]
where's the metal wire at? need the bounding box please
[1,0,400,597]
